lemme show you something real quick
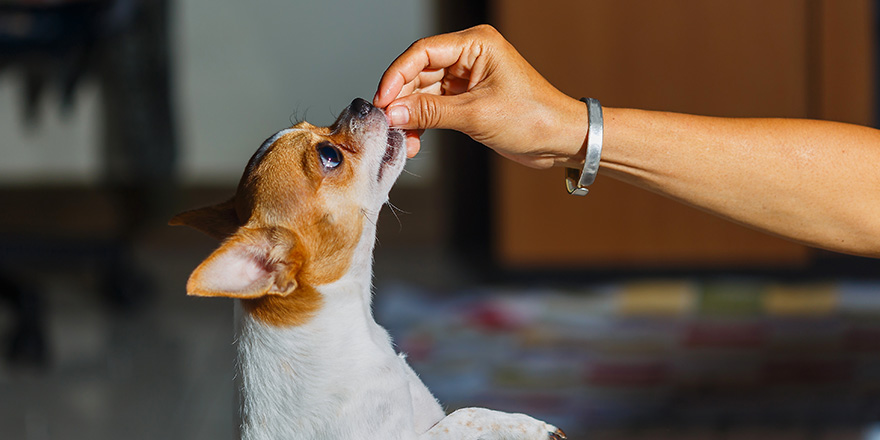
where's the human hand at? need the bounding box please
[373,25,589,169]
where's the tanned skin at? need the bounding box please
[374,25,880,258]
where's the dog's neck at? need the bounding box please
[235,216,397,440]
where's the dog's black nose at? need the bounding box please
[350,98,373,118]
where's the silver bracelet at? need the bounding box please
[565,97,603,196]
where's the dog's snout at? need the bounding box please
[349,98,373,118]
[332,97,385,136]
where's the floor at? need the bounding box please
[0,226,236,440]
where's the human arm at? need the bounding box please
[601,109,880,258]
[374,25,880,258]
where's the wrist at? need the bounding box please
[564,98,604,195]
[553,95,591,168]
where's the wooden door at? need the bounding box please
[491,0,875,269]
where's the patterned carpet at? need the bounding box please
[376,279,880,439]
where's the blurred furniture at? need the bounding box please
[0,0,176,364]
[491,0,875,270]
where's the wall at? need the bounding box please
[0,0,435,185]
[492,0,875,269]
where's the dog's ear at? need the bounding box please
[169,199,240,240]
[185,227,305,298]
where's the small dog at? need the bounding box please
[171,98,566,440]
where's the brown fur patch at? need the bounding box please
[174,119,371,328]
[239,125,366,295]
[241,284,324,327]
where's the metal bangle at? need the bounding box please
[565,97,603,196]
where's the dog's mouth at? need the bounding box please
[384,129,404,161]
[378,128,405,181]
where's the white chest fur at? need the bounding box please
[234,276,444,440]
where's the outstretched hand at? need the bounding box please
[377,27,880,259]
[373,25,588,169]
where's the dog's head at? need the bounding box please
[170,98,406,304]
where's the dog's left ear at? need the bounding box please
[169,199,240,240]
[185,226,304,299]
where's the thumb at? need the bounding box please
[385,93,472,132]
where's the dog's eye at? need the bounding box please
[317,143,342,169]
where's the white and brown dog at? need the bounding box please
[171,98,566,440]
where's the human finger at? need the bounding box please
[405,130,422,158]
[374,33,473,108]
[392,69,446,102]
[413,81,443,97]
[386,91,472,131]
[405,69,447,95]
[411,70,469,97]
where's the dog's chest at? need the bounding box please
[234,297,421,440]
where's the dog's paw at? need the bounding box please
[548,428,567,440]
[535,421,566,440]
[431,408,565,440]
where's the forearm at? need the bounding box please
[597,107,880,257]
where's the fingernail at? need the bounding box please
[387,105,409,126]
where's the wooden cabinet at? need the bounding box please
[491,0,875,269]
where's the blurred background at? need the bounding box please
[0,0,879,439]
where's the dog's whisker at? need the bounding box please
[361,208,379,228]
[401,167,421,178]
[386,201,410,216]
[385,201,407,231]
[288,105,310,126]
